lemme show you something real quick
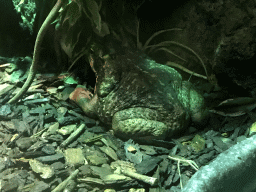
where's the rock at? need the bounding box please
[64,148,86,167]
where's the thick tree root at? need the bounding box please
[8,0,63,104]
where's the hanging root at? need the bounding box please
[8,0,63,104]
[138,26,208,80]
[147,41,208,78]
[166,61,207,80]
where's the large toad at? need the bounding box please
[70,48,208,140]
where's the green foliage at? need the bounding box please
[12,0,37,34]
[54,0,110,61]
[12,0,140,63]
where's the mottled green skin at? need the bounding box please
[83,49,208,140]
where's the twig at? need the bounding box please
[52,169,79,192]
[60,124,86,148]
[120,168,158,186]
[168,155,199,189]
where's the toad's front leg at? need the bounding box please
[69,88,98,119]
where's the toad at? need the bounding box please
[70,48,209,140]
